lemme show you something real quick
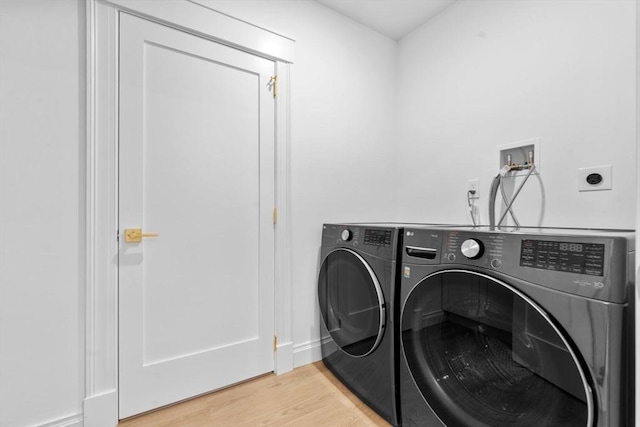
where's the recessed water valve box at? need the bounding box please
[578,165,612,191]
[498,138,541,177]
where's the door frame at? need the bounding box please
[83,2,294,426]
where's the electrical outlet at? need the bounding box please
[578,165,612,192]
[468,179,480,199]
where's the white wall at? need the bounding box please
[396,0,637,229]
[0,0,397,425]
[203,0,399,362]
[0,0,85,426]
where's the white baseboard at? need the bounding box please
[38,414,83,427]
[84,390,118,427]
[275,341,294,374]
[293,338,322,368]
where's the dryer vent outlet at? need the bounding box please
[578,165,612,192]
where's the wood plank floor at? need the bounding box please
[118,362,391,426]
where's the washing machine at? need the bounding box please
[318,223,403,426]
[399,226,635,427]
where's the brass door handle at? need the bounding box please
[124,228,159,243]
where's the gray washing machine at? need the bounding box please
[399,226,634,427]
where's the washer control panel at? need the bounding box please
[461,239,484,259]
[401,226,633,304]
[443,231,505,269]
[520,239,605,276]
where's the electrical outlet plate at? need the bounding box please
[578,165,612,192]
[468,179,479,199]
[498,138,541,177]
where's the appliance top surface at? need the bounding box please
[420,224,634,235]
[410,224,635,244]
[337,222,450,228]
[334,223,634,235]
[333,223,635,247]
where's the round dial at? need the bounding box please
[461,239,484,259]
[341,229,353,241]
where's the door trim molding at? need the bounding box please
[635,1,639,424]
[86,2,294,424]
[274,61,294,375]
[104,0,295,62]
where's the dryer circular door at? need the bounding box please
[401,270,593,427]
[318,248,386,357]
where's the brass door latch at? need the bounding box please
[124,228,159,243]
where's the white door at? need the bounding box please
[118,13,275,418]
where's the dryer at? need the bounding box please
[399,226,634,427]
[318,223,403,426]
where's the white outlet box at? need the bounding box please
[497,138,541,177]
[578,165,612,192]
[468,179,479,199]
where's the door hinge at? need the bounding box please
[269,75,278,98]
[273,336,278,352]
[273,208,278,224]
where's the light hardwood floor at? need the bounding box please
[118,362,390,426]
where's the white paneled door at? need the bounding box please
[118,13,275,418]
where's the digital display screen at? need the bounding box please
[364,229,392,247]
[520,239,605,276]
[559,243,582,253]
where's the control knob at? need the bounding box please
[461,239,484,259]
[341,229,353,241]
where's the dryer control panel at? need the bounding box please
[363,229,393,247]
[322,224,400,260]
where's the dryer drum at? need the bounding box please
[318,248,386,358]
[401,271,592,427]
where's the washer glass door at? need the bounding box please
[401,270,592,427]
[318,248,385,357]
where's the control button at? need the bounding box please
[341,229,353,241]
[491,259,502,269]
[447,253,456,262]
[461,239,484,259]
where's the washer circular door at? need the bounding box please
[401,270,593,427]
[318,248,386,357]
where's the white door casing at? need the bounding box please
[118,12,275,418]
